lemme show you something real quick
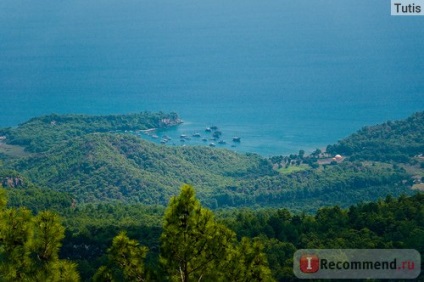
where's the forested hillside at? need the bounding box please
[1,185,422,281]
[1,111,422,210]
[327,111,424,163]
[221,192,424,281]
[0,111,423,281]
[11,134,267,205]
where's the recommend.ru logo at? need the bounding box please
[293,249,421,279]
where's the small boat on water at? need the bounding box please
[232,137,241,142]
[192,133,201,137]
[209,143,215,147]
[151,135,159,139]
[210,125,218,130]
[202,138,208,142]
[212,131,222,139]
[180,134,187,139]
[218,140,226,145]
[205,127,212,132]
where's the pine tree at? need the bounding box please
[160,184,234,281]
[160,184,274,282]
[0,189,79,281]
[0,207,34,281]
[218,238,274,282]
[33,211,80,281]
[94,231,148,282]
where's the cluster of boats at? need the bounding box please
[181,126,241,147]
[140,125,241,148]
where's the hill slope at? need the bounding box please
[327,111,424,163]
[12,133,270,205]
[1,111,422,209]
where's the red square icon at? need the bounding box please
[300,254,319,273]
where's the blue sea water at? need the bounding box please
[0,0,423,156]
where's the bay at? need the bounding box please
[0,0,423,156]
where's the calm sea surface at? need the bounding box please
[0,0,423,156]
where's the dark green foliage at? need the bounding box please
[0,168,74,212]
[214,161,413,211]
[2,184,423,281]
[222,193,424,280]
[60,203,164,280]
[0,112,420,211]
[11,133,267,205]
[6,132,414,210]
[0,112,181,153]
[327,111,424,162]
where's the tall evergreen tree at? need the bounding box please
[0,207,34,281]
[160,184,274,282]
[33,211,79,281]
[94,231,148,282]
[0,189,79,282]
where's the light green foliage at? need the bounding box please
[220,238,274,282]
[160,184,234,281]
[278,164,309,175]
[94,231,148,282]
[0,207,34,281]
[55,261,80,282]
[0,187,7,210]
[33,211,65,261]
[0,191,79,282]
[160,185,274,282]
[32,211,73,282]
[238,238,274,282]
